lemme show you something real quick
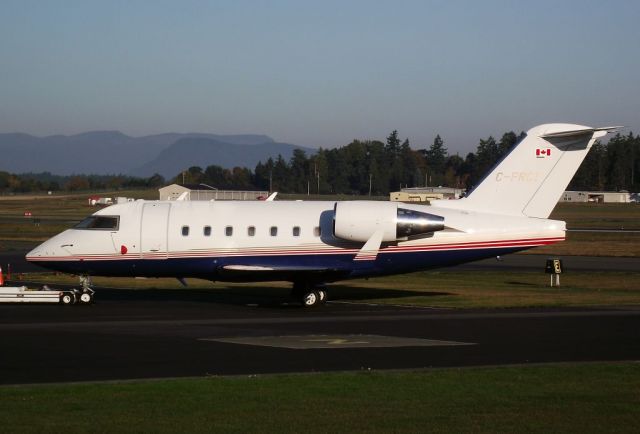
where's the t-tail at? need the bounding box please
[432,123,621,218]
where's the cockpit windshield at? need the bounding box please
[74,216,119,230]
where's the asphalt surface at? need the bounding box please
[1,251,638,385]
[1,287,639,385]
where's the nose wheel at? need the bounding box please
[79,291,94,304]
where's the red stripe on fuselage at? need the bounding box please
[25,236,565,262]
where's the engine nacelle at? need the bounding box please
[333,201,445,242]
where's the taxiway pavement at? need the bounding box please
[1,288,639,385]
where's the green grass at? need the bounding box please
[524,203,640,257]
[520,231,640,257]
[1,363,639,433]
[332,270,640,308]
[550,203,640,230]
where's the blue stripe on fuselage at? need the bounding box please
[31,246,528,282]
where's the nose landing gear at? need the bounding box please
[78,275,95,305]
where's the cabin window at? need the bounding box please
[225,226,233,236]
[314,226,321,237]
[248,226,256,236]
[181,226,189,236]
[74,216,119,231]
[203,226,211,236]
[270,226,278,236]
[292,226,301,237]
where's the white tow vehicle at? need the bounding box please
[0,285,94,305]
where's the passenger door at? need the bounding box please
[140,203,170,258]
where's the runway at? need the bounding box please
[1,287,639,385]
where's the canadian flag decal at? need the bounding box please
[536,148,551,158]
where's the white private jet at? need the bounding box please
[26,123,619,306]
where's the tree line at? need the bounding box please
[0,171,165,194]
[177,130,639,195]
[2,131,638,195]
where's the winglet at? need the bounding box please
[265,192,278,201]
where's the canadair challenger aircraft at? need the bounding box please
[27,123,618,306]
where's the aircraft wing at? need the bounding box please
[219,264,350,282]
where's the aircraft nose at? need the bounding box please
[24,236,76,274]
[25,247,39,260]
[25,237,64,262]
[25,243,47,262]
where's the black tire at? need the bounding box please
[61,293,74,305]
[301,290,321,308]
[318,290,327,303]
[79,292,93,304]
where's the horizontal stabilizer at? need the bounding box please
[540,126,623,139]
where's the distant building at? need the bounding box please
[88,196,113,206]
[158,183,269,201]
[390,187,464,202]
[559,191,630,203]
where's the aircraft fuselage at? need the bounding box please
[26,200,564,282]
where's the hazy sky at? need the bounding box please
[1,0,638,153]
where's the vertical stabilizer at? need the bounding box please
[432,124,620,218]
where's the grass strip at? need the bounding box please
[1,363,639,433]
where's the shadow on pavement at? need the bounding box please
[7,279,447,309]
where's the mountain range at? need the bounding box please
[0,131,314,178]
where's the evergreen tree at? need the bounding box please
[385,130,401,157]
[272,155,290,192]
[444,154,464,188]
[289,149,308,193]
[473,136,499,186]
[498,132,518,157]
[424,134,448,186]
[366,140,388,195]
[325,148,350,194]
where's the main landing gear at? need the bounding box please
[292,282,327,308]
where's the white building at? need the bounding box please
[559,191,630,203]
[158,184,269,201]
[390,187,464,202]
